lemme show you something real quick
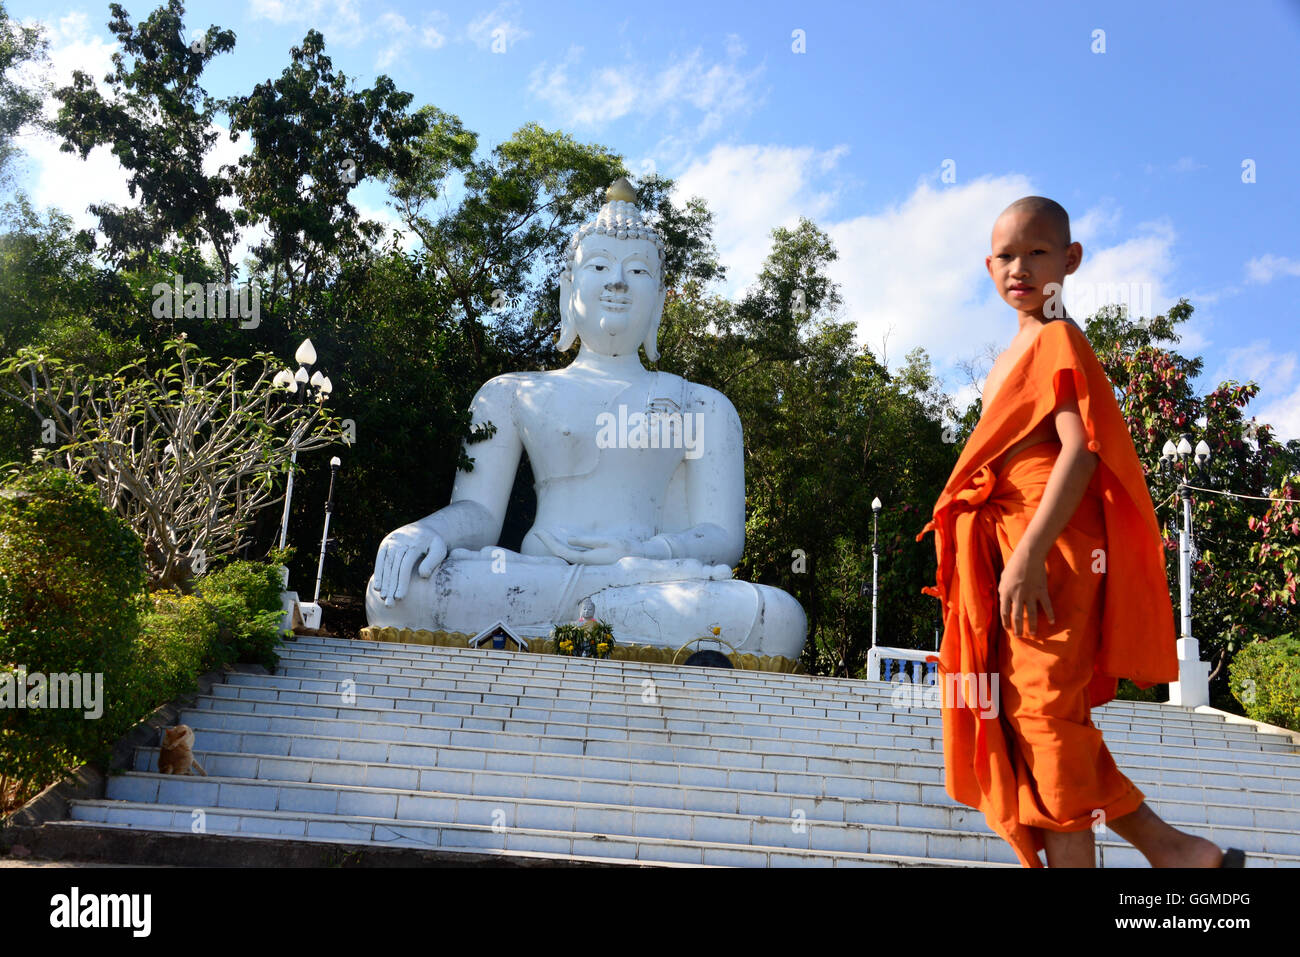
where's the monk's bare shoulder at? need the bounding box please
[982,324,1046,408]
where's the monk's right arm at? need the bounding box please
[1014,381,1099,565]
[999,378,1099,635]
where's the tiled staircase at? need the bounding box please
[48,634,1300,866]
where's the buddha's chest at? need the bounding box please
[514,374,687,483]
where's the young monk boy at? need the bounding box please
[918,196,1245,868]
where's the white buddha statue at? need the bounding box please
[364,178,807,662]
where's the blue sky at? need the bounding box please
[8,0,1300,438]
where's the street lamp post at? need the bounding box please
[273,338,332,553]
[871,496,882,648]
[1158,434,1211,708]
[313,456,342,603]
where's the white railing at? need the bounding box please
[869,643,1204,710]
[865,646,938,684]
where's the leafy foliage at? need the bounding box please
[1086,302,1300,703]
[53,0,239,276]
[1229,635,1300,731]
[0,0,48,185]
[193,560,285,669]
[0,339,341,587]
[0,467,148,801]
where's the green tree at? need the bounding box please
[53,0,239,277]
[0,0,48,185]
[1086,301,1300,707]
[222,28,429,327]
[0,339,341,587]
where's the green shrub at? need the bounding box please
[137,591,218,702]
[0,467,149,799]
[194,561,284,669]
[1114,678,1164,703]
[1229,635,1300,731]
[0,471,289,813]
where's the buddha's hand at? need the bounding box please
[533,530,646,565]
[372,523,448,605]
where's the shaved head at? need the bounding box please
[996,196,1071,247]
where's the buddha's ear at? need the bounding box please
[642,283,667,363]
[557,271,577,351]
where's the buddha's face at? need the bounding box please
[560,233,665,357]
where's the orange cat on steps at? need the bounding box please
[158,724,207,776]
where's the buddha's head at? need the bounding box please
[558,177,667,361]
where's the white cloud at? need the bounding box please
[1071,199,1121,245]
[1212,340,1300,442]
[528,39,764,152]
[10,13,128,231]
[1245,253,1300,284]
[467,2,530,52]
[1063,219,1180,328]
[667,148,1193,413]
[31,12,117,122]
[824,173,1038,368]
[375,11,447,70]
[1253,384,1300,443]
[354,194,417,254]
[669,142,845,301]
[1218,341,1298,396]
[530,47,638,127]
[14,13,262,275]
[247,0,364,45]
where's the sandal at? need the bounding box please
[1219,847,1245,867]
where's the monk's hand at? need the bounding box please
[535,530,641,565]
[998,547,1055,637]
[372,524,447,605]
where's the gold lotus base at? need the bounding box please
[357,626,804,674]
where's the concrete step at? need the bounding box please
[65,796,1013,867]
[58,635,1296,867]
[155,715,1300,810]
[195,681,1300,772]
[129,744,1300,839]
[173,704,1300,809]
[277,641,1298,747]
[83,766,1300,867]
[270,652,1286,737]
[281,637,1280,734]
[271,659,1264,745]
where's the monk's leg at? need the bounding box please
[1042,827,1097,868]
[1108,802,1226,867]
[995,509,1143,867]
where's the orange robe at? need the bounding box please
[918,319,1179,867]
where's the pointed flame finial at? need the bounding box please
[605,177,638,204]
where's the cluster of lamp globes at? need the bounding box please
[1159,435,1211,469]
[271,338,334,400]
